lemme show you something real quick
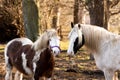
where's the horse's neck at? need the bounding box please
[33,33,49,51]
[82,25,112,52]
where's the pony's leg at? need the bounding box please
[14,71,23,80]
[34,74,39,80]
[20,73,23,80]
[42,77,51,80]
[46,78,51,80]
[5,64,12,80]
[103,69,114,80]
[14,71,19,80]
[39,77,45,80]
[5,57,13,80]
[27,77,34,80]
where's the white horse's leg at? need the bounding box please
[103,69,114,80]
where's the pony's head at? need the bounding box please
[33,29,60,56]
[47,29,61,56]
[67,22,85,55]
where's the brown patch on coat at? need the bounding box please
[34,48,55,79]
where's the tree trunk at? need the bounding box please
[52,0,60,29]
[22,0,39,42]
[52,16,57,29]
[74,0,83,24]
[89,0,105,28]
[103,0,109,29]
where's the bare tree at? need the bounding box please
[85,0,120,29]
[85,0,105,28]
[74,0,83,24]
[52,0,61,29]
[103,0,120,28]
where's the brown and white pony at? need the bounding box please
[67,22,120,80]
[4,29,60,80]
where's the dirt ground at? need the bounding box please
[0,47,109,80]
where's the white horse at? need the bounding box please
[67,22,120,80]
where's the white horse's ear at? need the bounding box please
[78,24,81,29]
[71,22,74,28]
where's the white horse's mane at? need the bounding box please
[33,29,57,51]
[80,24,120,52]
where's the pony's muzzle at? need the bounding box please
[51,46,61,56]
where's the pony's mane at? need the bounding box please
[33,29,57,51]
[80,24,119,51]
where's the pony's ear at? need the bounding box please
[78,24,81,29]
[56,27,60,32]
[71,22,74,28]
[43,29,47,32]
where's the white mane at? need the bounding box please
[33,29,58,51]
[80,24,120,52]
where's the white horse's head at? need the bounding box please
[67,22,85,55]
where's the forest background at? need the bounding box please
[0,0,120,43]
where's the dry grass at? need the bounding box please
[0,44,5,53]
[60,40,69,51]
